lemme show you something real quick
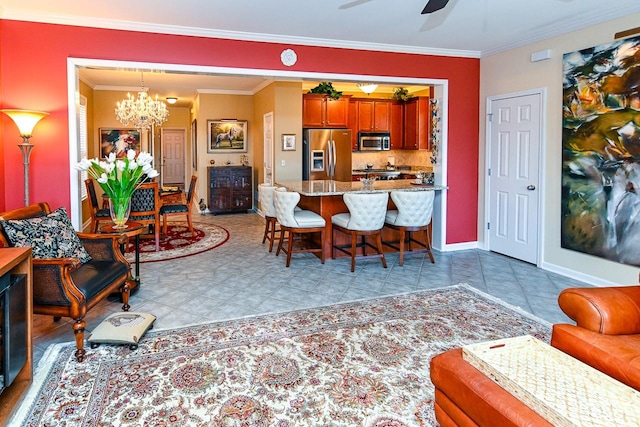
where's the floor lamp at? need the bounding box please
[1,109,49,206]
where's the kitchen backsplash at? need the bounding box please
[352,150,433,171]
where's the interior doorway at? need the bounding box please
[263,112,274,185]
[67,57,449,252]
[486,90,544,264]
[160,128,186,188]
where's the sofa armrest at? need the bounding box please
[558,286,640,335]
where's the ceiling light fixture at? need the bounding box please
[166,97,178,104]
[115,73,169,131]
[357,83,378,95]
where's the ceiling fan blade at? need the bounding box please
[339,0,374,9]
[421,0,450,14]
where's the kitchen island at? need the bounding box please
[275,179,446,260]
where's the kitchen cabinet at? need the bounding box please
[0,247,32,425]
[208,166,252,215]
[402,96,431,150]
[302,94,350,128]
[389,100,404,150]
[355,99,391,132]
[348,100,359,150]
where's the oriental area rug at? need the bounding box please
[124,222,229,263]
[13,284,551,426]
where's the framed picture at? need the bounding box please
[99,128,141,158]
[207,120,247,153]
[282,134,296,151]
[191,119,198,170]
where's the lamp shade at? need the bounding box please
[1,109,49,137]
[357,83,378,95]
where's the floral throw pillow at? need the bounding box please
[1,207,92,264]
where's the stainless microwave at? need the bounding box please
[358,132,390,151]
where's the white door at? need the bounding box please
[263,112,274,185]
[488,92,541,264]
[161,129,186,186]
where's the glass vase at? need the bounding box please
[108,196,131,229]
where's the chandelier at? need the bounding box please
[115,73,169,131]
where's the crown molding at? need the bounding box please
[197,89,255,96]
[0,10,481,59]
[481,7,640,57]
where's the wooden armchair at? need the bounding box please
[0,202,134,362]
[129,181,160,251]
[160,175,197,236]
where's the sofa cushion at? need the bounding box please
[430,348,552,426]
[1,207,92,264]
[551,324,640,391]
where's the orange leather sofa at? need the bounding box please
[430,285,640,426]
[550,285,640,391]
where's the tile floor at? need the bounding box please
[32,211,591,367]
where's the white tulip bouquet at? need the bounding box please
[76,150,158,227]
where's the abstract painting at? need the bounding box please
[561,35,640,266]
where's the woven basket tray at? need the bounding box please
[462,335,640,427]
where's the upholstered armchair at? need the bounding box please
[0,202,134,362]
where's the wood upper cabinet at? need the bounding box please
[302,94,350,128]
[356,99,391,132]
[402,96,431,150]
[389,100,404,150]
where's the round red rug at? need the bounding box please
[124,222,229,263]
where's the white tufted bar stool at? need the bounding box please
[331,192,389,272]
[273,188,326,267]
[258,183,280,252]
[384,190,435,266]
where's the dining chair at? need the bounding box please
[331,192,389,272]
[159,175,197,237]
[383,190,435,266]
[273,188,325,267]
[84,178,112,232]
[129,181,161,251]
[258,183,280,252]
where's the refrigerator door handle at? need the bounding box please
[331,140,337,179]
[327,140,334,179]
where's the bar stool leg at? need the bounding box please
[398,228,406,266]
[375,232,387,269]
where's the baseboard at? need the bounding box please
[540,261,624,287]
[439,241,479,252]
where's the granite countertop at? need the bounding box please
[276,180,447,196]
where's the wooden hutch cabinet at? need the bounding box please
[302,94,350,128]
[208,166,252,215]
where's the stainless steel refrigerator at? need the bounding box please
[302,129,352,181]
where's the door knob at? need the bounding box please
[527,185,536,191]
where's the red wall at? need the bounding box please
[0,20,479,244]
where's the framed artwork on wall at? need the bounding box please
[99,128,141,158]
[282,134,296,151]
[191,119,198,170]
[561,34,640,267]
[207,120,247,153]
